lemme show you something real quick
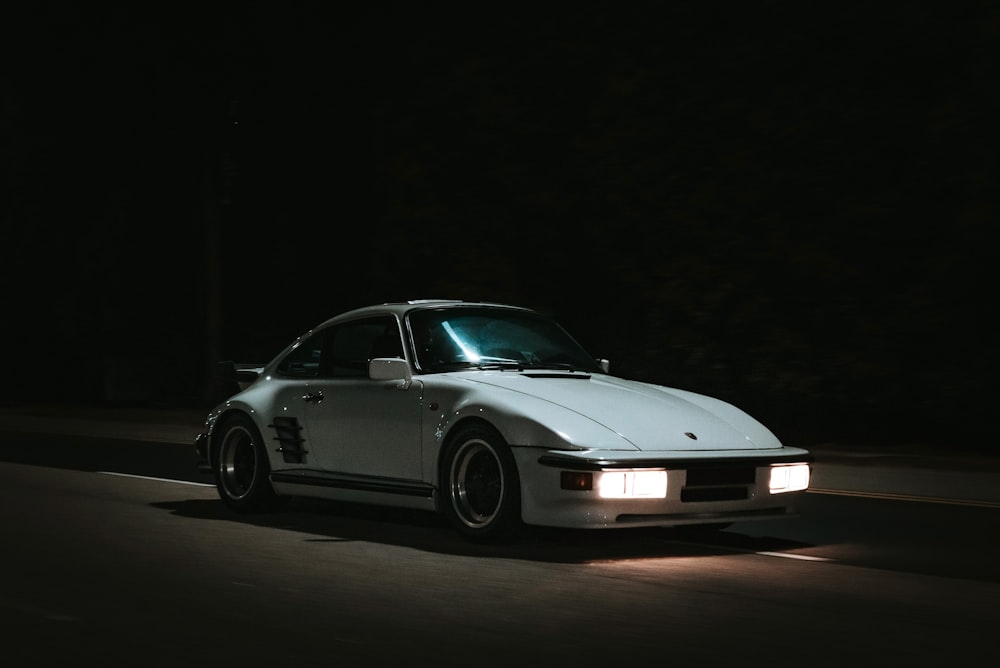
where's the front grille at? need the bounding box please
[686,466,755,486]
[681,466,755,502]
[681,486,749,502]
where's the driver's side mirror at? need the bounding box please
[597,358,610,373]
[369,357,412,388]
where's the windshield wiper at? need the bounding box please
[524,362,582,371]
[431,361,479,371]
[476,361,591,372]
[474,360,525,370]
[441,357,594,373]
[433,359,524,371]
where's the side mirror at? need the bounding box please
[369,357,412,388]
[597,358,610,373]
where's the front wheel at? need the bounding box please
[441,423,522,542]
[213,413,286,512]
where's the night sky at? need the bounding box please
[3,2,997,447]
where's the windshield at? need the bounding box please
[408,306,604,374]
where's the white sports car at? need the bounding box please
[195,300,811,541]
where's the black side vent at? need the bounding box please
[270,416,307,464]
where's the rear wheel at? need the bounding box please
[213,413,286,512]
[441,423,522,542]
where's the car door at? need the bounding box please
[294,316,424,481]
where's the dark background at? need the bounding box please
[3,1,997,449]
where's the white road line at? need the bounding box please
[653,540,837,563]
[754,551,833,562]
[808,487,1000,509]
[97,471,215,487]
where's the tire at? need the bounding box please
[441,423,522,542]
[213,413,286,512]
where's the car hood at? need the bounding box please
[465,371,781,452]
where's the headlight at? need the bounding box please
[769,464,810,493]
[597,470,668,499]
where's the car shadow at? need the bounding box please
[152,496,816,564]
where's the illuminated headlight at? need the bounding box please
[769,464,810,493]
[597,470,668,499]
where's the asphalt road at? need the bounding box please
[2,402,998,503]
[1,405,998,667]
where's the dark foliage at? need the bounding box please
[2,1,997,447]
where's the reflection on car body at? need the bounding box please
[195,300,811,541]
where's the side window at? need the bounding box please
[330,316,401,378]
[275,333,324,378]
[276,317,403,379]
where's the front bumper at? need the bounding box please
[513,447,812,529]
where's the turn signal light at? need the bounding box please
[561,471,593,491]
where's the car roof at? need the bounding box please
[315,299,537,329]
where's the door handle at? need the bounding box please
[303,390,324,404]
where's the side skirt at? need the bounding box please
[270,469,438,511]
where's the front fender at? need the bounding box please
[426,378,638,453]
